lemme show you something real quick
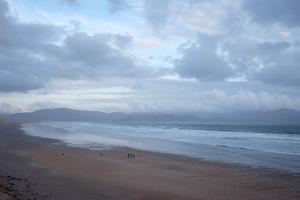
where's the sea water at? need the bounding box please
[21,122,300,172]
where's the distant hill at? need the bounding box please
[9,108,122,122]
[121,113,200,122]
[209,109,300,124]
[8,108,200,123]
[5,108,300,124]
[251,109,300,123]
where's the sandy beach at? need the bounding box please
[0,121,300,200]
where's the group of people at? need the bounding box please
[98,152,136,158]
[62,152,136,159]
[128,153,135,158]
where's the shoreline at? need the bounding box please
[21,121,300,173]
[1,121,300,199]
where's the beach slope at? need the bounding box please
[0,121,300,200]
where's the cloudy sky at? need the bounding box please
[0,0,300,113]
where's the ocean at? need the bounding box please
[21,122,300,172]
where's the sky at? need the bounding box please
[0,0,300,113]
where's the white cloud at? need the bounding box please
[1,0,300,113]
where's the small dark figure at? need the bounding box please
[133,154,135,159]
[128,153,130,158]
[100,153,103,157]
[62,153,64,156]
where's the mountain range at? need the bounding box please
[2,108,300,124]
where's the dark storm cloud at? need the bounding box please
[224,39,300,86]
[0,0,153,92]
[243,0,300,27]
[107,0,130,13]
[0,0,64,91]
[174,32,300,86]
[0,1,63,49]
[64,33,132,68]
[143,0,170,32]
[0,0,7,14]
[53,32,151,78]
[252,42,300,86]
[0,47,50,92]
[174,35,233,81]
[50,32,140,78]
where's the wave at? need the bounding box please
[21,121,300,172]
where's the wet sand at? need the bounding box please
[0,120,300,200]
